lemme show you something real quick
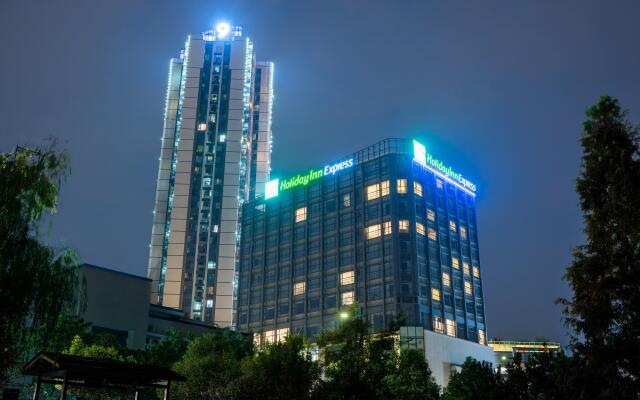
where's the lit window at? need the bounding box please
[264,329,276,344]
[383,221,392,235]
[463,262,470,275]
[397,179,407,194]
[450,220,457,232]
[431,288,441,301]
[294,281,306,296]
[365,224,382,239]
[416,222,425,235]
[433,316,444,334]
[414,182,423,197]
[427,209,435,221]
[442,272,451,287]
[478,329,486,345]
[436,179,443,189]
[213,225,219,233]
[380,180,390,196]
[367,181,390,200]
[445,319,456,337]
[341,291,354,306]
[473,267,480,278]
[340,271,355,286]
[206,299,213,308]
[428,228,437,241]
[343,193,351,207]
[277,327,289,342]
[219,134,226,142]
[464,281,472,295]
[197,123,207,131]
[452,257,460,269]
[366,183,380,201]
[295,207,307,223]
[460,226,467,239]
[399,220,409,233]
[253,333,262,347]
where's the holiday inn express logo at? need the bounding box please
[264,139,475,200]
[264,159,354,199]
[413,140,476,192]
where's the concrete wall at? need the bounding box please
[78,264,151,349]
[423,329,495,388]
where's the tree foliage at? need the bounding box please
[314,304,440,400]
[143,328,190,368]
[380,349,440,400]
[172,329,253,400]
[559,96,640,397]
[0,144,79,384]
[231,335,319,400]
[443,358,502,400]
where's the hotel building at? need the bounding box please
[237,138,487,340]
[147,23,274,327]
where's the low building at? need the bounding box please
[488,340,561,366]
[77,264,218,348]
[77,264,151,349]
[400,327,495,387]
[147,304,224,341]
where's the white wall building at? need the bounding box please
[148,23,274,327]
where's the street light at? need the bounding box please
[339,311,349,320]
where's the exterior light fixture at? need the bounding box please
[339,312,349,320]
[215,22,231,38]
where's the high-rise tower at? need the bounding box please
[148,23,274,327]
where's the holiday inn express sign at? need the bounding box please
[412,140,477,193]
[264,159,354,199]
[264,139,475,200]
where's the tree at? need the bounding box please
[143,328,190,368]
[314,304,431,400]
[443,358,502,400]
[380,349,440,400]
[314,305,386,399]
[63,334,138,400]
[231,334,319,400]
[559,96,640,397]
[172,329,252,400]
[0,144,79,385]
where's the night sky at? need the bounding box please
[2,0,639,345]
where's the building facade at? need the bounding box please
[76,264,222,349]
[237,138,487,347]
[489,340,561,366]
[147,23,274,327]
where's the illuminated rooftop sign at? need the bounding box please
[413,139,476,193]
[264,159,354,199]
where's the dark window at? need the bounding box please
[308,297,321,312]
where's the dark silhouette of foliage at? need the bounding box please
[171,329,253,400]
[558,96,640,398]
[314,304,440,400]
[231,335,319,400]
[0,143,79,385]
[143,328,190,368]
[380,349,440,400]
[443,358,502,400]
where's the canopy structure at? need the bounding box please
[22,352,185,399]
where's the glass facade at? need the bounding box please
[237,138,486,344]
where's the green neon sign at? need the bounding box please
[413,140,476,192]
[265,159,354,199]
